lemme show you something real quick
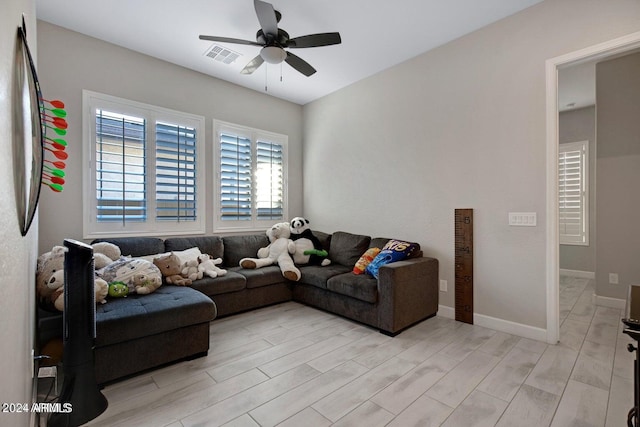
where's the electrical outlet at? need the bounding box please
[609,273,619,285]
[440,280,448,292]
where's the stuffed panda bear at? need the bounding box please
[289,217,331,266]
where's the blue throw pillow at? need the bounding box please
[365,239,418,278]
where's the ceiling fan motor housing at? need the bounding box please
[256,28,290,47]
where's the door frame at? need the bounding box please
[545,31,640,344]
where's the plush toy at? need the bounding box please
[108,281,129,298]
[99,257,164,294]
[47,270,109,311]
[240,222,301,281]
[36,246,66,304]
[92,242,122,270]
[153,252,192,286]
[37,245,109,311]
[197,254,227,278]
[181,259,203,281]
[289,217,331,266]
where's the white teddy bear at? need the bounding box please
[197,254,227,278]
[239,222,301,281]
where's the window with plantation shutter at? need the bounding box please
[95,110,147,222]
[559,140,588,245]
[214,120,288,231]
[155,122,198,221]
[220,133,252,221]
[83,91,205,238]
[256,140,284,220]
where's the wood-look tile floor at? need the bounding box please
[83,275,633,426]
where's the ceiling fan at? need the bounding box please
[199,0,341,76]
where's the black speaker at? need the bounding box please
[48,239,108,427]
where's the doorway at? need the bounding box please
[546,31,640,344]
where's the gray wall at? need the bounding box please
[595,52,640,300]
[2,0,39,423]
[303,0,640,329]
[559,106,596,273]
[36,21,304,253]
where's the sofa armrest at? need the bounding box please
[377,257,439,335]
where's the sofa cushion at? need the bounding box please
[329,231,371,267]
[164,236,224,259]
[95,286,216,347]
[327,273,378,304]
[230,266,285,289]
[92,237,165,258]
[299,264,351,289]
[223,234,269,268]
[189,271,246,296]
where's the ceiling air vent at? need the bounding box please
[204,44,241,65]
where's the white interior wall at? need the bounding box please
[303,0,640,331]
[1,0,39,425]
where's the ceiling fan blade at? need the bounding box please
[254,0,278,37]
[285,51,316,77]
[199,35,262,46]
[287,32,342,48]
[240,55,265,74]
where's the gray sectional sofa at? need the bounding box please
[38,230,439,384]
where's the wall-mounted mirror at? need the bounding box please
[13,20,43,236]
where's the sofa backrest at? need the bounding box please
[92,237,164,258]
[164,236,224,259]
[222,234,269,267]
[328,231,371,268]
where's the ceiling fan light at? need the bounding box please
[260,46,286,64]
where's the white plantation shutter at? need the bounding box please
[155,122,198,221]
[220,133,252,221]
[559,141,588,245]
[215,121,287,231]
[95,110,147,222]
[256,140,284,220]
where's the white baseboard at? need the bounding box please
[437,305,547,342]
[594,295,626,310]
[559,269,595,279]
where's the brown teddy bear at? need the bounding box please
[47,270,109,311]
[153,252,192,286]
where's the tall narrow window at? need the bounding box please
[95,110,146,223]
[559,140,588,245]
[155,122,198,221]
[84,91,205,237]
[214,120,288,231]
[220,133,252,221]
[256,140,284,220]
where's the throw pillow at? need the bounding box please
[353,248,381,274]
[365,239,419,278]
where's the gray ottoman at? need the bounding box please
[93,285,216,384]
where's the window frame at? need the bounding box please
[213,119,288,233]
[82,90,206,238]
[558,140,589,246]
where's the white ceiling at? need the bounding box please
[558,61,596,112]
[36,0,543,105]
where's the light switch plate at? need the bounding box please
[509,212,537,226]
